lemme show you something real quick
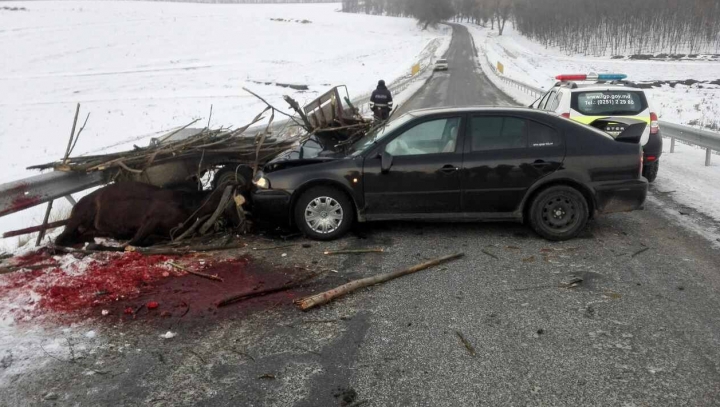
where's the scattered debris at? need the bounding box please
[216,272,320,308]
[258,373,276,380]
[481,249,498,260]
[455,331,476,357]
[585,305,595,318]
[84,330,96,339]
[147,301,159,310]
[603,291,622,299]
[631,247,650,258]
[522,256,536,263]
[253,243,297,251]
[295,253,464,310]
[677,286,685,291]
[160,331,177,339]
[168,261,223,282]
[536,328,545,335]
[323,248,384,255]
[505,245,521,250]
[101,309,110,316]
[43,392,59,401]
[560,276,583,288]
[333,387,358,405]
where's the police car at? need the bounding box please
[531,73,662,182]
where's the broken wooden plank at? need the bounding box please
[3,219,68,238]
[295,253,464,311]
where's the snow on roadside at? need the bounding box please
[0,1,451,252]
[463,23,720,128]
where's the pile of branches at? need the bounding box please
[27,109,296,175]
[27,89,375,176]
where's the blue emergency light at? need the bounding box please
[555,73,627,81]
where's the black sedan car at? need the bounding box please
[252,107,648,241]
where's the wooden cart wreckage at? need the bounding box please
[0,86,376,247]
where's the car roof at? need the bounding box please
[405,106,558,117]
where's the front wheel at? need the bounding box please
[528,186,589,241]
[294,186,353,241]
[642,160,659,183]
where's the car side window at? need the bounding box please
[385,117,461,156]
[547,92,563,111]
[470,116,527,151]
[540,91,556,110]
[528,121,562,148]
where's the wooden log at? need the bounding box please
[217,272,320,307]
[199,186,234,235]
[3,219,68,239]
[168,262,224,282]
[323,248,384,255]
[283,95,314,131]
[173,214,211,242]
[294,253,464,311]
[35,200,54,247]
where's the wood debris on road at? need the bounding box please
[323,248,384,255]
[455,331,476,357]
[294,253,464,311]
[168,261,224,282]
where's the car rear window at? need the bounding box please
[437,59,447,63]
[572,91,647,116]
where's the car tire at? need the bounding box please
[528,185,589,241]
[642,160,659,183]
[294,186,353,241]
[213,165,252,191]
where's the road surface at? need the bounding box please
[4,24,720,407]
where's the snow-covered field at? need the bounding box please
[0,1,450,251]
[465,22,720,244]
[465,24,720,129]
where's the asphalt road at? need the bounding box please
[396,24,515,115]
[5,24,720,407]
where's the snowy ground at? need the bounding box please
[465,23,720,129]
[0,1,450,252]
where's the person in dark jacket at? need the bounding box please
[370,80,393,121]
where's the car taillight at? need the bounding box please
[646,155,656,162]
[650,112,659,135]
[561,112,571,119]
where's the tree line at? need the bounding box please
[342,0,720,55]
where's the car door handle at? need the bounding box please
[439,165,459,174]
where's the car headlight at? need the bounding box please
[254,176,270,189]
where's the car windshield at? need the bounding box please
[349,113,415,156]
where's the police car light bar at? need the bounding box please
[555,73,627,81]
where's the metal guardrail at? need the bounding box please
[659,121,720,166]
[0,171,107,218]
[486,58,720,166]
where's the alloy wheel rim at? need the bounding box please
[305,196,343,234]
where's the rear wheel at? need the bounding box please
[294,186,353,241]
[642,160,659,183]
[528,186,589,241]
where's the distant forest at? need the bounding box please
[342,0,720,55]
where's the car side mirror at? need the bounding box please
[380,150,393,173]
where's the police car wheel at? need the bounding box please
[642,160,659,183]
[529,186,589,241]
